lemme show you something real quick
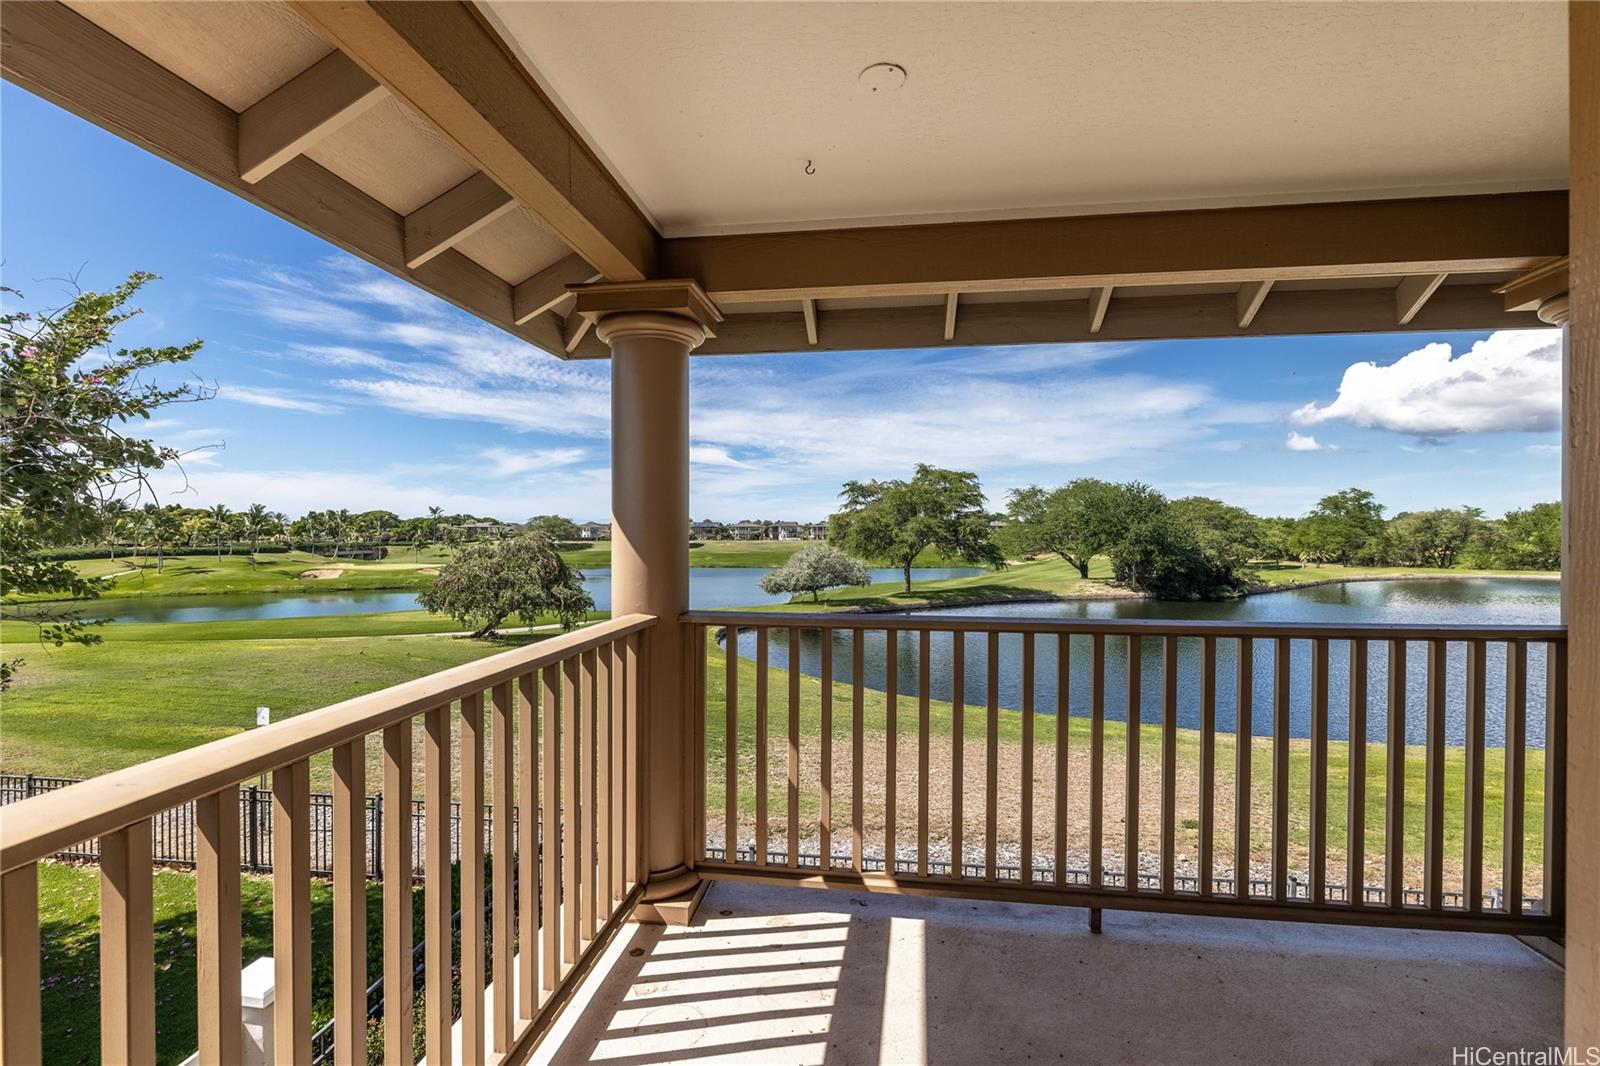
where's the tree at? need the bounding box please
[207,503,233,560]
[138,504,181,573]
[238,502,274,562]
[759,544,871,602]
[1001,478,1119,577]
[0,273,205,687]
[417,532,593,637]
[1492,502,1561,570]
[1290,488,1388,565]
[1169,497,1265,572]
[1387,506,1485,568]
[828,464,1003,593]
[527,514,582,541]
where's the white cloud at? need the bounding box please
[690,445,755,469]
[479,446,589,478]
[1293,329,1561,436]
[1285,431,1337,452]
[219,384,340,415]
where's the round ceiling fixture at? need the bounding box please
[858,62,907,93]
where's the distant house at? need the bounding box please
[577,521,612,541]
[730,520,770,540]
[802,522,829,540]
[774,521,802,540]
[460,521,521,540]
[690,519,724,539]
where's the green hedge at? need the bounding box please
[35,543,292,561]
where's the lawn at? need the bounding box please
[36,860,456,1065]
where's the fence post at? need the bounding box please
[372,793,383,880]
[246,787,261,872]
[24,773,35,798]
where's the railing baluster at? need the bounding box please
[952,632,965,879]
[918,628,931,877]
[1124,634,1140,893]
[196,787,241,1066]
[1347,640,1368,907]
[1386,640,1407,911]
[853,628,865,873]
[1090,633,1105,891]
[986,631,1000,882]
[382,721,414,1060]
[273,760,312,1065]
[886,628,899,872]
[595,648,612,919]
[1503,641,1527,915]
[726,626,740,864]
[1199,635,1216,897]
[1464,639,1487,913]
[491,680,514,1051]
[1544,640,1567,918]
[580,649,598,940]
[1310,638,1329,904]
[101,820,156,1065]
[332,740,366,1066]
[1272,637,1290,902]
[424,706,453,1066]
[624,633,642,888]
[1055,634,1070,887]
[1425,639,1446,910]
[1022,631,1036,885]
[541,665,560,996]
[0,863,41,1065]
[689,631,703,872]
[461,690,486,1063]
[517,673,537,1021]
[820,629,834,868]
[1235,637,1254,901]
[562,655,581,967]
[755,629,769,866]
[789,627,802,869]
[1161,635,1177,895]
[611,640,624,902]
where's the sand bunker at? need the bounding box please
[298,568,346,579]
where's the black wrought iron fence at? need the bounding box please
[0,772,521,880]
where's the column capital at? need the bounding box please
[1496,256,1570,324]
[570,278,723,345]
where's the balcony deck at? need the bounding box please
[540,880,1563,1065]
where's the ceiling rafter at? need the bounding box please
[295,0,659,282]
[801,298,819,345]
[943,293,959,341]
[1088,286,1113,333]
[0,2,564,356]
[403,173,517,269]
[512,254,601,325]
[238,51,386,184]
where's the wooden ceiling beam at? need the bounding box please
[566,284,1542,359]
[512,254,601,325]
[1496,256,1570,312]
[295,0,658,282]
[943,293,959,341]
[403,173,516,269]
[1396,272,1448,324]
[0,2,563,356]
[1236,280,1274,328]
[660,192,1567,304]
[800,298,819,345]
[1088,286,1113,334]
[238,51,386,184]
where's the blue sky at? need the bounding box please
[2,84,1562,524]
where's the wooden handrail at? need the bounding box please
[0,614,656,873]
[683,609,1567,643]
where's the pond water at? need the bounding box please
[730,577,1563,749]
[65,566,984,624]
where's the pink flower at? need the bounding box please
[19,345,37,361]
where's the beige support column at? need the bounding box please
[575,280,722,925]
[1566,1,1599,1051]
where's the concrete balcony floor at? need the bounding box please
[537,880,1563,1065]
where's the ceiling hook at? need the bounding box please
[804,160,815,175]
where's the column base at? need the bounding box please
[632,866,707,926]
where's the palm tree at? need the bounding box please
[140,505,180,574]
[427,505,445,546]
[238,503,272,566]
[208,504,232,560]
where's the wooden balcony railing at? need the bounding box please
[0,613,653,1066]
[686,611,1567,936]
